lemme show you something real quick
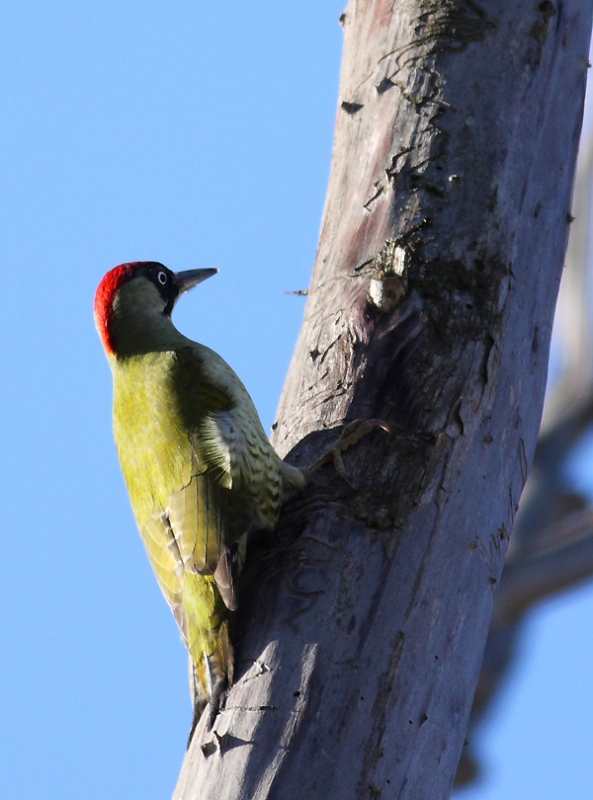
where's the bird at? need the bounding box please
[94,261,306,731]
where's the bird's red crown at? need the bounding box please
[94,262,142,354]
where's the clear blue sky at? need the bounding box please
[0,3,591,799]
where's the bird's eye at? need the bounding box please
[157,270,167,285]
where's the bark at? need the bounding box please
[175,2,592,799]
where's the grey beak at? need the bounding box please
[175,268,218,295]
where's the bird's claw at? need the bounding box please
[304,418,391,487]
[327,446,355,489]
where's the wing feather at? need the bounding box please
[122,344,296,711]
[140,513,187,640]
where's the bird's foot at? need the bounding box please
[303,419,391,489]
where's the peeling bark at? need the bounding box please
[175,2,592,798]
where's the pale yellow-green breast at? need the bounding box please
[112,351,195,524]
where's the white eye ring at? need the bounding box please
[157,270,167,285]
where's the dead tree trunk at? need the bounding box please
[175,2,592,798]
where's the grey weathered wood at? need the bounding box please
[174,2,592,798]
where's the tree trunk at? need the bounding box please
[175,2,592,798]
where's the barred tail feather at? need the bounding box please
[184,572,234,741]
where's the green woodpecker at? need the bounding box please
[94,261,305,727]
